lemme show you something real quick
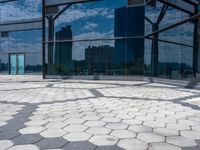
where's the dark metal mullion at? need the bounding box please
[146,37,194,48]
[42,0,46,79]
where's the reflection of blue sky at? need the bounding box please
[0,0,41,22]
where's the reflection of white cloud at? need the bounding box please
[0,0,41,22]
[84,22,98,30]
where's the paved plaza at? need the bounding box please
[0,75,200,150]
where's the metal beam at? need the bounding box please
[45,0,91,6]
[0,18,42,32]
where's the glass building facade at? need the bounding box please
[0,0,199,80]
[0,0,42,74]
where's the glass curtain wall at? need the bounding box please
[0,0,42,74]
[145,1,195,80]
[45,0,145,76]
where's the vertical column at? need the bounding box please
[42,0,46,79]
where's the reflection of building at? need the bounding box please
[55,25,73,74]
[85,45,114,75]
[114,6,144,74]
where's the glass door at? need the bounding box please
[10,54,17,75]
[18,54,25,75]
[9,54,25,75]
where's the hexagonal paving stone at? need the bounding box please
[149,143,181,150]
[101,117,121,123]
[86,127,111,135]
[192,126,200,132]
[45,122,67,129]
[128,125,152,133]
[36,138,67,149]
[82,115,101,121]
[137,133,165,143]
[19,126,45,134]
[64,118,85,125]
[143,121,165,128]
[105,123,127,130]
[64,125,88,132]
[84,121,106,127]
[89,135,118,146]
[122,119,142,125]
[111,130,136,139]
[166,136,197,147]
[167,123,190,131]
[40,129,67,138]
[180,131,200,139]
[25,120,48,126]
[12,134,43,145]
[63,132,91,142]
[0,140,13,150]
[8,145,39,150]
[154,128,179,136]
[117,139,148,150]
[63,141,96,150]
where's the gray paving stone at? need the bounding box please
[8,145,39,150]
[12,134,43,145]
[63,141,96,150]
[36,138,67,149]
[95,145,124,150]
[0,130,20,140]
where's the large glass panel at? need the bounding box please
[10,54,17,75]
[18,54,25,75]
[0,53,9,74]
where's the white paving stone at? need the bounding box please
[180,131,200,139]
[64,125,88,132]
[105,123,128,130]
[154,128,179,136]
[0,140,14,150]
[19,126,45,134]
[166,136,197,147]
[128,125,152,133]
[111,130,136,139]
[89,135,118,146]
[137,133,165,143]
[149,143,181,150]
[40,129,67,138]
[8,145,39,150]
[117,139,148,150]
[86,127,111,135]
[63,132,91,141]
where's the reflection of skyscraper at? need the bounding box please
[114,6,144,74]
[55,25,73,74]
[85,45,114,75]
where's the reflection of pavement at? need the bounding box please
[0,75,200,150]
